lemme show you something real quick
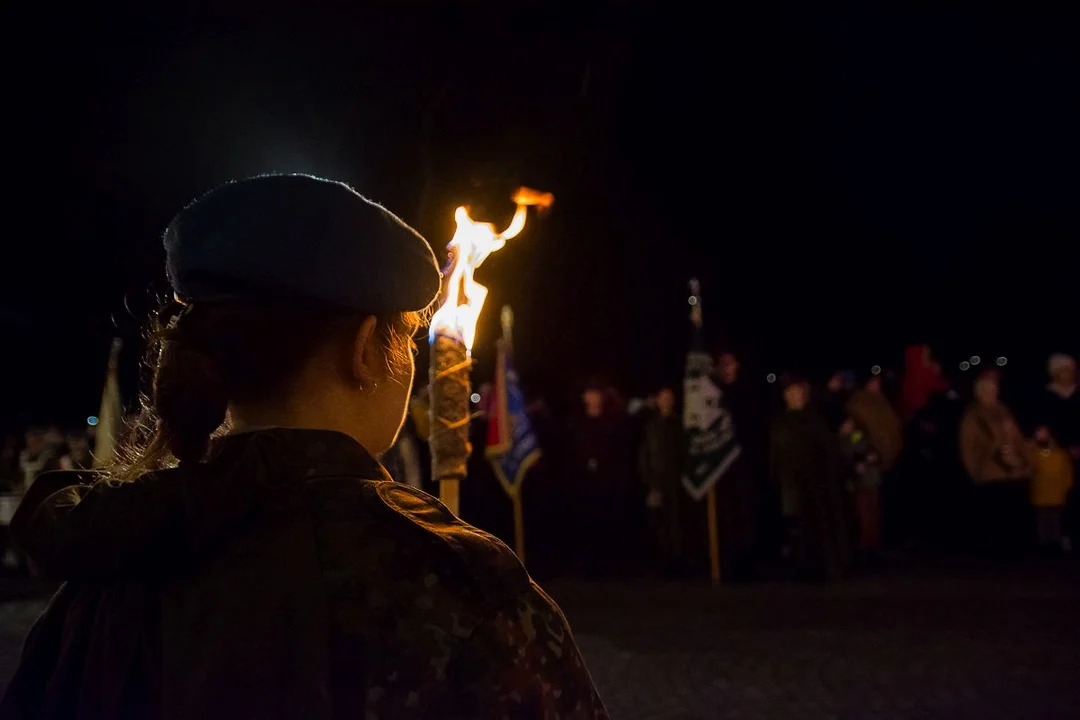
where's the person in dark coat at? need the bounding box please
[1,175,607,719]
[567,383,634,578]
[713,352,768,579]
[638,387,686,573]
[818,371,856,433]
[769,377,852,581]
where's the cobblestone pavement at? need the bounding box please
[1,558,1078,718]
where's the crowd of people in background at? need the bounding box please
[2,345,1077,583]
[0,427,98,571]
[427,344,1074,583]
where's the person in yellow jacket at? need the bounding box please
[1028,425,1074,552]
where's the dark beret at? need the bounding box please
[164,174,442,313]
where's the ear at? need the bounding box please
[350,316,382,388]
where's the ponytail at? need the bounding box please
[153,312,228,464]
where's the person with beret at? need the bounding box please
[1,175,607,719]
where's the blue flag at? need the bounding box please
[486,333,542,498]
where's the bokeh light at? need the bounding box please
[470,393,481,404]
[996,356,1008,367]
[959,361,971,371]
[766,373,777,384]
[87,416,99,426]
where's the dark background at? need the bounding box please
[1,3,1077,429]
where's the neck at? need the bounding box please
[229,386,376,454]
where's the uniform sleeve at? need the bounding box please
[450,581,609,719]
[11,471,185,581]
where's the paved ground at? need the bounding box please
[1,556,1078,718]
[548,556,1080,719]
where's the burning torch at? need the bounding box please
[428,187,553,516]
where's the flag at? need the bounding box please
[485,308,541,498]
[93,338,124,469]
[682,280,741,500]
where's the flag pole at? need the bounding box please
[707,488,721,585]
[686,279,722,585]
[500,306,528,564]
[512,491,526,564]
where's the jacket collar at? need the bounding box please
[210,427,392,482]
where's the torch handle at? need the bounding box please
[440,478,461,515]
[429,333,473,518]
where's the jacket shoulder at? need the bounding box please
[371,482,530,606]
[303,477,529,617]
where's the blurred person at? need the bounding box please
[9,432,62,574]
[1036,354,1080,455]
[1034,354,1080,544]
[900,345,949,421]
[847,373,905,545]
[714,351,764,581]
[602,384,627,417]
[2,175,606,718]
[568,382,634,578]
[838,417,883,561]
[517,391,565,580]
[43,426,65,455]
[1027,425,1074,553]
[959,368,1030,555]
[59,432,94,471]
[769,378,851,581]
[17,427,61,493]
[819,371,855,432]
[904,375,966,549]
[846,374,903,473]
[638,387,685,573]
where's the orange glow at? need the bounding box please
[429,187,553,352]
[511,187,555,209]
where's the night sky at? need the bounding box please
[2,4,1078,429]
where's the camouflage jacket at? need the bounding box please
[1,428,607,719]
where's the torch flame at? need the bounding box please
[429,187,553,352]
